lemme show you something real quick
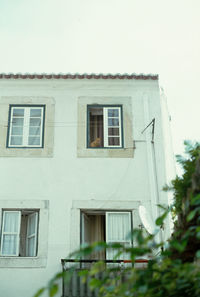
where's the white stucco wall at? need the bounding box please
[0,78,174,297]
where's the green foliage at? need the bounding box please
[34,141,200,297]
[172,140,200,214]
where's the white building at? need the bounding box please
[0,73,175,297]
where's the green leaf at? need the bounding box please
[187,209,197,221]
[171,240,187,252]
[156,214,166,226]
[191,194,200,205]
[89,278,102,288]
[196,250,200,258]
[49,284,58,297]
[33,288,45,297]
[79,270,88,277]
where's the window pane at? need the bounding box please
[10,136,23,145]
[27,215,36,236]
[28,136,40,145]
[30,109,41,117]
[108,128,119,136]
[29,118,41,126]
[12,117,24,126]
[108,109,119,117]
[13,108,24,117]
[89,107,104,147]
[27,237,35,256]
[107,213,131,241]
[3,212,19,232]
[108,118,119,126]
[11,126,23,136]
[2,235,17,255]
[29,127,41,136]
[108,137,120,146]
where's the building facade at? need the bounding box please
[0,73,174,297]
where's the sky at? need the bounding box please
[0,0,200,173]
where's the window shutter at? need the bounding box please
[0,211,21,256]
[26,212,38,257]
[106,212,132,260]
[81,213,91,245]
[103,107,122,148]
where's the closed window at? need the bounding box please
[0,210,39,257]
[7,105,45,148]
[87,106,123,148]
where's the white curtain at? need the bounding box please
[1,211,21,256]
[106,212,132,261]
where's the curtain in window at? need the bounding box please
[1,211,21,256]
[106,212,132,261]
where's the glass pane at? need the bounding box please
[12,117,24,126]
[27,215,36,236]
[108,137,120,146]
[29,127,40,136]
[11,126,23,136]
[107,213,130,241]
[13,108,24,117]
[28,136,40,145]
[2,235,18,255]
[108,128,119,136]
[108,109,119,117]
[27,237,35,256]
[3,212,19,232]
[89,107,104,148]
[30,109,42,117]
[108,118,119,127]
[10,136,23,145]
[29,118,41,126]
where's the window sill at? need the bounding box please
[0,256,47,268]
[0,147,53,158]
[77,147,134,158]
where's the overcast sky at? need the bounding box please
[0,0,199,172]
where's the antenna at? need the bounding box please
[141,118,155,142]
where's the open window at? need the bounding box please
[81,211,132,260]
[87,106,123,148]
[0,210,39,257]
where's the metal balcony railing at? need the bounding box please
[61,259,148,297]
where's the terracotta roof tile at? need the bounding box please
[0,73,158,80]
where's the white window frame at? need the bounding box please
[0,200,48,268]
[105,211,132,245]
[8,105,45,148]
[81,210,132,261]
[26,212,38,257]
[103,107,122,148]
[0,210,39,257]
[0,211,21,256]
[88,105,123,148]
[106,211,132,261]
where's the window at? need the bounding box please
[7,105,45,148]
[81,211,132,260]
[0,210,39,257]
[87,106,123,148]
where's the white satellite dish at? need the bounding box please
[139,205,156,235]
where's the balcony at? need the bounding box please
[61,259,148,297]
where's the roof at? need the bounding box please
[0,73,158,80]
